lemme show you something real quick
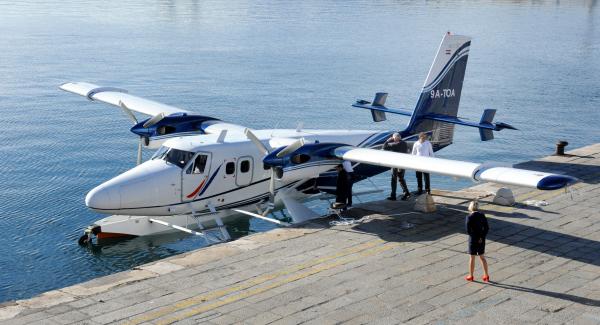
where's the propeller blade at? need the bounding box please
[267,168,276,208]
[269,169,275,195]
[137,137,143,165]
[276,138,305,158]
[119,101,138,125]
[143,112,166,128]
[244,128,269,155]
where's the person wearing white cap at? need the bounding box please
[383,133,410,200]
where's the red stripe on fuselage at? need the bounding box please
[186,177,207,199]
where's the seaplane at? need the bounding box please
[61,33,577,245]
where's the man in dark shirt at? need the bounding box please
[465,201,490,282]
[383,133,411,201]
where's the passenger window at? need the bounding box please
[240,160,250,173]
[190,155,207,174]
[226,162,235,174]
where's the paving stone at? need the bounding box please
[241,311,282,325]
[48,310,90,324]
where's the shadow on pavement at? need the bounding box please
[487,282,600,307]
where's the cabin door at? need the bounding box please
[181,152,212,202]
[235,156,253,187]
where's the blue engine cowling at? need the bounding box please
[130,113,220,143]
[263,142,349,181]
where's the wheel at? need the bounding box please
[78,234,90,246]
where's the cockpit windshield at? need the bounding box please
[151,146,170,160]
[151,146,194,169]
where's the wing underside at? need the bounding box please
[333,147,577,190]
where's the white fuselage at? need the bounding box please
[85,129,389,217]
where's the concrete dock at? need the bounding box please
[1,144,599,324]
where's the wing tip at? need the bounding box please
[536,175,579,190]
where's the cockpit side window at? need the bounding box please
[187,154,208,174]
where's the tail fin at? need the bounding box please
[405,33,471,149]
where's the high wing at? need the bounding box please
[333,147,577,190]
[60,82,188,116]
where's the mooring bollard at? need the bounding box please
[555,140,568,156]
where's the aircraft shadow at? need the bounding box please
[347,203,600,267]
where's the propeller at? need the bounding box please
[244,129,275,197]
[276,138,305,158]
[119,101,146,166]
[245,128,309,215]
[119,100,138,124]
[244,128,269,155]
[143,112,166,128]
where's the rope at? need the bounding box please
[329,215,371,226]
[523,200,549,207]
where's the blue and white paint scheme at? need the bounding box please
[60,33,577,240]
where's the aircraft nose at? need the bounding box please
[85,184,121,210]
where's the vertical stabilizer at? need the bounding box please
[405,33,471,149]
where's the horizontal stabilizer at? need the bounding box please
[353,100,413,123]
[353,95,517,141]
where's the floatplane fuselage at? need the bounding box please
[61,33,577,243]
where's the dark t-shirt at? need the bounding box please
[383,140,408,153]
[465,211,489,240]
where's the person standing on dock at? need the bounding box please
[465,201,490,282]
[335,164,350,208]
[383,133,411,200]
[411,132,434,194]
[342,160,354,207]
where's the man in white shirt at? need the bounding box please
[411,132,434,194]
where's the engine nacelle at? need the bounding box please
[264,142,349,182]
[130,113,219,144]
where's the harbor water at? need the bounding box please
[0,0,598,303]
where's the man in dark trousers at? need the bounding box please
[335,164,350,207]
[383,133,411,201]
[342,160,354,207]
